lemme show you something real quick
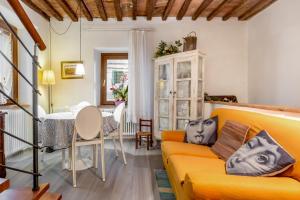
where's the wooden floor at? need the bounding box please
[6,140,163,200]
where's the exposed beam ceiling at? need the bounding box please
[40,0,63,21]
[113,0,122,21]
[223,0,245,21]
[146,0,157,21]
[239,0,277,20]
[21,0,50,21]
[95,0,107,21]
[78,0,93,21]
[24,0,278,22]
[55,0,78,21]
[162,0,175,21]
[132,0,137,20]
[207,0,230,21]
[177,0,192,20]
[192,0,213,20]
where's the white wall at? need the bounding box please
[0,0,49,111]
[50,18,248,111]
[248,0,300,107]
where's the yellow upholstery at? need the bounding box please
[161,141,218,167]
[161,130,185,142]
[184,173,300,200]
[161,108,300,200]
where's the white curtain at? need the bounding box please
[127,30,153,123]
[0,31,13,105]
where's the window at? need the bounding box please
[100,53,128,105]
[0,20,18,105]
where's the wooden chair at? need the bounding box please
[71,106,105,187]
[135,119,153,150]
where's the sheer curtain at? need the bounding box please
[0,31,13,105]
[127,30,153,123]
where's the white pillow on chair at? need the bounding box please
[38,105,46,118]
[70,101,91,115]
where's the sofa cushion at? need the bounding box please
[212,120,250,160]
[168,155,225,184]
[211,108,300,181]
[183,172,300,200]
[226,130,295,177]
[161,141,218,165]
[185,116,218,146]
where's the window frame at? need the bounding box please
[100,53,128,106]
[0,19,18,105]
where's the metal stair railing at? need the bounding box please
[0,4,46,191]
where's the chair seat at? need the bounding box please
[136,131,152,136]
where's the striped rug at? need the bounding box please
[155,169,176,200]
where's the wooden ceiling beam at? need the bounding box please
[20,0,50,21]
[77,0,93,21]
[177,0,192,20]
[162,0,175,21]
[207,0,230,21]
[114,0,122,21]
[55,0,78,22]
[192,0,213,20]
[239,0,277,21]
[223,1,245,21]
[146,0,157,21]
[40,0,63,21]
[132,0,137,20]
[95,0,107,21]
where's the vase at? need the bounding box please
[114,100,125,106]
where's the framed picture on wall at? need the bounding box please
[61,61,84,79]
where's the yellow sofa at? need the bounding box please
[161,108,300,200]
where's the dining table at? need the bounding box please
[38,110,117,170]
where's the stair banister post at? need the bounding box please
[32,43,39,191]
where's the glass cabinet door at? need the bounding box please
[173,59,193,130]
[157,62,172,131]
[197,56,204,118]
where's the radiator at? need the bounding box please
[2,108,32,157]
[103,108,137,138]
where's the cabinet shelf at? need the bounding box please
[154,50,205,138]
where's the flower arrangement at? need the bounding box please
[110,73,128,105]
[154,40,183,58]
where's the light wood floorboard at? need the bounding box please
[6,140,163,200]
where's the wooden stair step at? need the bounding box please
[0,178,9,192]
[0,183,49,200]
[40,192,62,200]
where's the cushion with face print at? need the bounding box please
[226,130,295,177]
[185,116,218,146]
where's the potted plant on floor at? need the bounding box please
[110,73,128,106]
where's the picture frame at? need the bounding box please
[61,61,84,79]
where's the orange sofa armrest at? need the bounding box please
[161,130,185,142]
[183,172,300,200]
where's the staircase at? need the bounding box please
[0,1,63,199]
[0,178,61,200]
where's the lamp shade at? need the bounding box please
[42,69,55,85]
[75,63,85,75]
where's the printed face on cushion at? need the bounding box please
[227,135,281,175]
[186,119,216,144]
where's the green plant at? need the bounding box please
[110,73,128,102]
[154,40,182,58]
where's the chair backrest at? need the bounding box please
[113,102,125,123]
[75,106,102,140]
[139,119,153,133]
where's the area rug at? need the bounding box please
[155,169,176,200]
